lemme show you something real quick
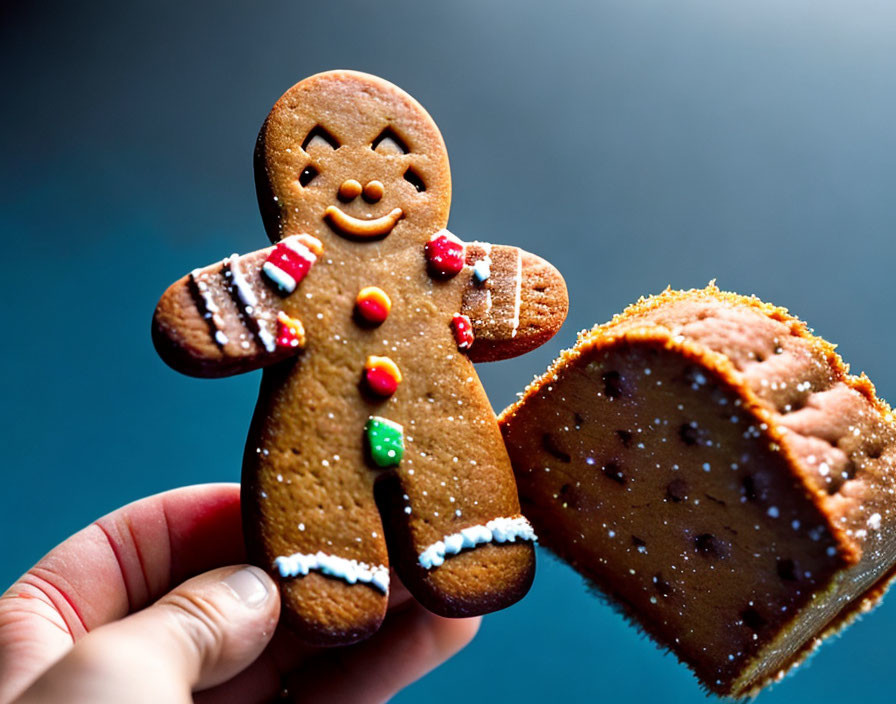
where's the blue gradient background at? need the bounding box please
[2,1,895,701]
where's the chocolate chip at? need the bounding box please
[693,533,730,559]
[741,474,772,503]
[542,434,571,463]
[616,429,633,448]
[678,423,699,446]
[603,371,623,399]
[740,607,765,631]
[558,482,581,509]
[776,558,798,581]
[666,478,688,503]
[601,461,626,485]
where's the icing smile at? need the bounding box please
[324,205,403,239]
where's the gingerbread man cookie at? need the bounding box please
[152,71,568,644]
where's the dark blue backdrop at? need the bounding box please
[3,1,895,701]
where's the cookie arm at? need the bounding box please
[153,246,308,378]
[460,244,568,362]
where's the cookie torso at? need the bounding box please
[243,244,532,641]
[500,285,896,697]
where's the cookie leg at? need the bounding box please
[244,471,389,645]
[243,385,390,645]
[376,450,536,618]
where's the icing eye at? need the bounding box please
[372,127,409,155]
[301,125,339,151]
[403,167,426,192]
[338,179,362,201]
[299,165,319,187]
[363,180,384,203]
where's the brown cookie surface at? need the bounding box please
[500,285,896,697]
[152,70,568,644]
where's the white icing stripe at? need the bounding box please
[256,325,276,352]
[262,261,297,294]
[418,515,537,570]
[281,237,317,263]
[191,270,221,315]
[510,252,522,338]
[274,551,389,593]
[228,255,260,309]
[190,270,229,345]
[228,255,277,353]
[472,257,491,283]
[469,241,492,284]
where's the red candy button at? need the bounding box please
[451,313,474,351]
[355,286,391,325]
[364,356,402,397]
[425,231,465,279]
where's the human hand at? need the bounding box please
[0,484,480,703]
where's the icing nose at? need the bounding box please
[363,180,384,203]
[338,179,363,202]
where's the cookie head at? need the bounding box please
[256,71,451,252]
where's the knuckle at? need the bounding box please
[161,591,228,668]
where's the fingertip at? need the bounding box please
[221,566,278,611]
[425,612,481,659]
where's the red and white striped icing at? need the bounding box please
[263,235,319,294]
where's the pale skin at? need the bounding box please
[0,484,480,704]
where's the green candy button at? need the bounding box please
[365,416,404,468]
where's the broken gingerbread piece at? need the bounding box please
[500,284,896,697]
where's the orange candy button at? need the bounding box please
[355,286,391,325]
[276,311,306,349]
[365,355,401,397]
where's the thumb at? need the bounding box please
[16,566,280,704]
